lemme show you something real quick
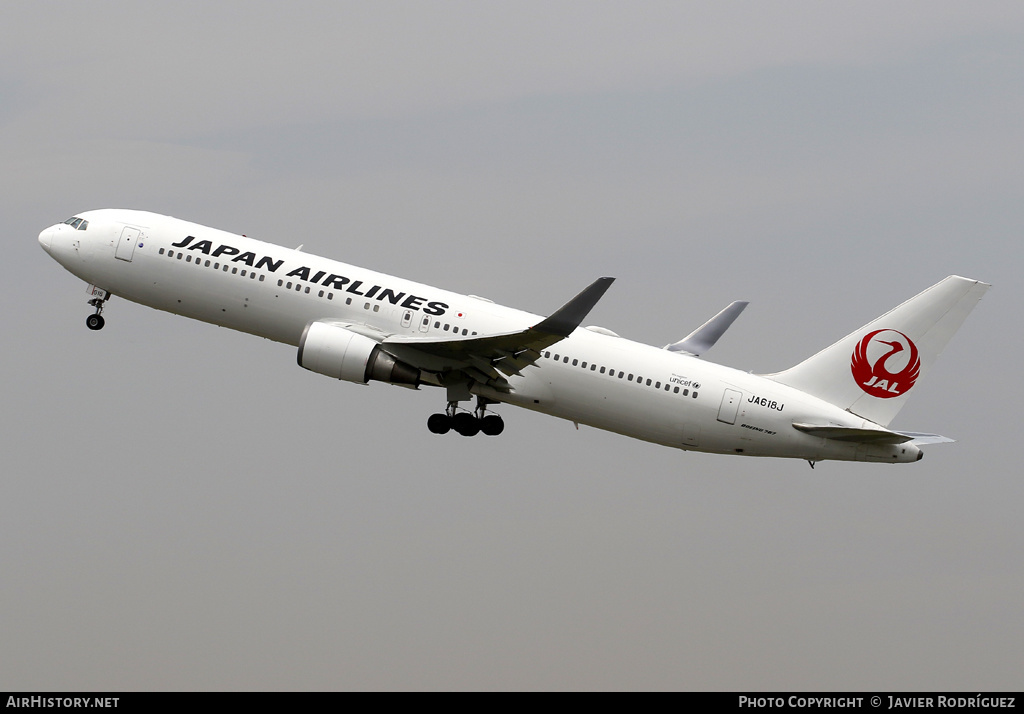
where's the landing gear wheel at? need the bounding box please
[453,412,480,437]
[428,398,505,437]
[427,413,452,434]
[480,414,505,436]
[86,294,108,330]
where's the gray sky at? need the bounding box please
[3,1,1022,690]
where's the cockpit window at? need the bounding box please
[77,220,88,230]
[63,217,88,230]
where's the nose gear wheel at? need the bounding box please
[86,296,107,330]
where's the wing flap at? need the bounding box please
[493,349,540,377]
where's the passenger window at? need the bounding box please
[318,290,324,297]
[600,367,605,374]
[572,359,578,366]
[186,255,192,262]
[646,379,652,387]
[232,267,238,274]
[305,287,310,293]
[278,280,283,286]
[286,282,292,289]
[205,260,211,267]
[159,248,165,255]
[328,293,333,300]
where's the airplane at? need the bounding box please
[38,209,989,466]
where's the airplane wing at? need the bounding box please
[665,300,748,357]
[382,277,615,391]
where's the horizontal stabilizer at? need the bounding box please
[792,422,913,444]
[665,301,748,357]
[895,431,955,445]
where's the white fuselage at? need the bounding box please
[39,209,922,464]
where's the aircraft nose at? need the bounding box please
[38,226,55,254]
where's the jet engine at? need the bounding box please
[297,320,420,386]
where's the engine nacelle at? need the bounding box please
[297,321,421,386]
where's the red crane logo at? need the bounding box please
[850,329,920,399]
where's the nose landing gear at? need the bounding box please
[83,286,111,330]
[427,398,505,437]
[86,296,107,330]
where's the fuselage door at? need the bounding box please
[115,226,141,262]
[717,388,742,425]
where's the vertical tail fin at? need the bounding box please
[765,276,989,426]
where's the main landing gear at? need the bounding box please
[86,296,107,330]
[427,398,505,437]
